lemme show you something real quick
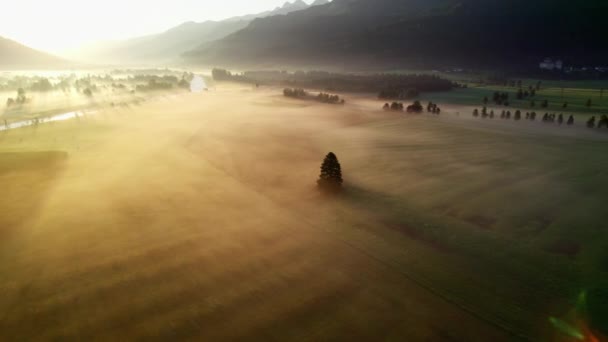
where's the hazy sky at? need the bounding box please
[0,0,304,53]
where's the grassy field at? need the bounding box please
[416,85,608,118]
[1,84,607,341]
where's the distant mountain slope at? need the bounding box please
[0,36,68,69]
[185,0,608,70]
[69,0,323,65]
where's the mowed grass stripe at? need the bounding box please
[4,227,318,340]
[56,238,338,340]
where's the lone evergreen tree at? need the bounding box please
[318,152,343,191]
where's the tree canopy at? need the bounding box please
[318,152,343,192]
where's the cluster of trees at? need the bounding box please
[407,101,424,113]
[490,92,510,106]
[283,88,345,105]
[516,87,536,100]
[283,88,307,98]
[427,102,441,114]
[136,79,174,92]
[383,101,425,113]
[212,68,255,84]
[473,107,575,126]
[317,92,345,104]
[473,107,496,118]
[383,102,404,111]
[131,74,194,91]
[587,115,608,128]
[2,77,61,93]
[540,113,573,125]
[5,88,28,108]
[131,74,181,84]
[83,88,94,97]
[30,78,54,92]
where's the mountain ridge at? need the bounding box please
[184,0,608,70]
[0,36,69,70]
[67,0,327,65]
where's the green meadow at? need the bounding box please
[422,78,608,119]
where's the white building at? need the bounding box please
[540,58,563,71]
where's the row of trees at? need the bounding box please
[473,108,575,125]
[488,89,595,111]
[215,68,455,96]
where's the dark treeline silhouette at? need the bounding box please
[136,79,174,92]
[473,107,577,127]
[283,88,345,105]
[213,69,455,96]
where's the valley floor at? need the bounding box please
[1,84,607,341]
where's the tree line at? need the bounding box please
[283,88,345,105]
[213,68,456,96]
[473,107,579,126]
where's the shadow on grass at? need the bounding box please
[325,184,453,253]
